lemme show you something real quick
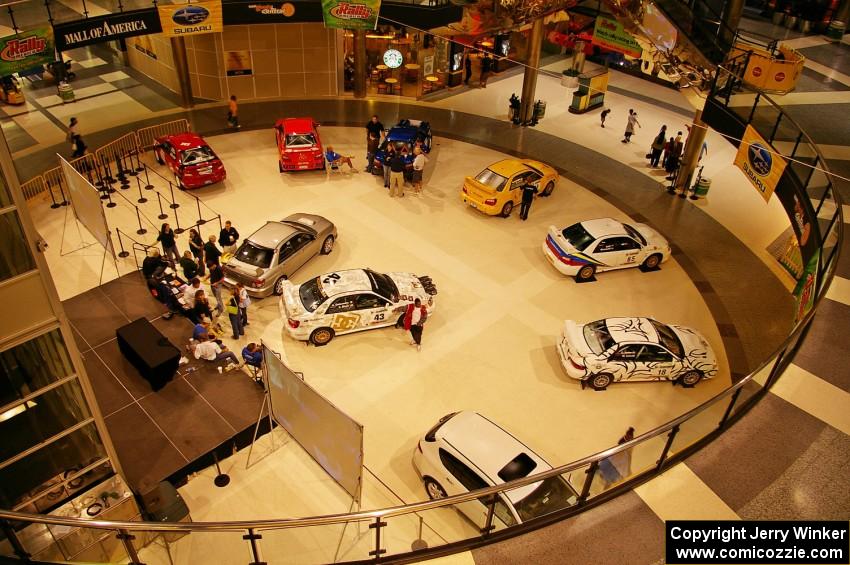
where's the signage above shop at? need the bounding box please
[0,27,55,76]
[53,10,162,51]
[591,16,642,59]
[222,1,322,24]
[159,0,223,37]
[382,49,403,68]
[321,0,381,30]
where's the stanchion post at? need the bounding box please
[134,148,144,172]
[135,206,147,235]
[116,229,130,258]
[125,152,138,176]
[174,205,184,234]
[144,164,154,190]
[93,158,105,187]
[48,181,61,209]
[155,191,168,220]
[168,181,180,209]
[195,194,206,225]
[136,176,148,204]
[106,188,116,208]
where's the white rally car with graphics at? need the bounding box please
[543,218,671,282]
[280,268,437,346]
[557,317,717,390]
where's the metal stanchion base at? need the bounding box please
[170,204,180,209]
[61,201,69,206]
[129,170,138,176]
[667,188,677,195]
[690,195,699,200]
[137,228,147,235]
[135,166,144,172]
[678,192,688,199]
[95,181,104,188]
[118,251,130,258]
[197,219,207,225]
[175,228,186,235]
[214,474,231,487]
[158,213,168,220]
[50,203,61,209]
[107,202,117,208]
[100,194,109,200]
[138,198,148,204]
[145,185,154,190]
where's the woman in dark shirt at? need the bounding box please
[188,228,205,276]
[193,290,213,322]
[156,223,179,264]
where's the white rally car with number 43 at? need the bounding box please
[280,269,437,346]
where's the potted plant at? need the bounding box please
[561,68,580,87]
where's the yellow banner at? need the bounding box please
[734,125,787,203]
[159,1,222,37]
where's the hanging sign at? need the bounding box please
[0,27,55,76]
[158,0,223,37]
[591,16,642,58]
[223,1,322,24]
[53,10,162,51]
[321,0,381,30]
[225,50,252,76]
[734,125,788,203]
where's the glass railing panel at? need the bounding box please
[380,506,477,559]
[258,521,367,564]
[587,434,669,498]
[731,363,773,418]
[135,529,246,565]
[25,525,130,563]
[667,397,730,456]
[491,464,590,525]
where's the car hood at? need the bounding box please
[388,272,437,300]
[632,223,670,249]
[670,325,717,375]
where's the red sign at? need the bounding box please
[752,66,762,77]
[775,72,786,82]
[329,2,372,19]
[0,36,47,61]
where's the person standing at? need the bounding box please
[365,115,384,144]
[649,125,667,167]
[219,221,240,255]
[227,95,240,129]
[204,235,222,267]
[519,179,538,221]
[179,251,198,280]
[188,228,205,276]
[226,288,243,339]
[479,52,492,87]
[411,147,427,195]
[383,143,395,189]
[622,110,640,143]
[192,289,214,323]
[157,223,179,264]
[208,262,225,316]
[464,53,472,85]
[388,149,406,197]
[365,132,380,173]
[662,136,675,170]
[600,108,611,128]
[237,281,250,327]
[403,298,428,351]
[67,117,78,141]
[70,134,87,158]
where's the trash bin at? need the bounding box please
[533,100,546,121]
[827,20,846,40]
[58,81,75,103]
[691,177,711,199]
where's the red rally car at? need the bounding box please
[275,118,324,172]
[154,132,226,189]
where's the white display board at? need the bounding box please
[59,155,114,260]
[263,345,363,500]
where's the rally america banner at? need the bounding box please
[734,125,788,203]
[321,0,380,30]
[591,16,642,58]
[0,27,55,76]
[159,0,223,37]
[53,10,162,51]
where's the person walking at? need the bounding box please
[382,143,395,189]
[179,251,198,280]
[479,52,492,87]
[226,288,244,339]
[411,147,427,195]
[649,125,667,167]
[227,95,240,129]
[188,228,205,276]
[204,235,222,267]
[219,221,240,255]
[402,298,428,351]
[237,282,251,327]
[464,53,472,85]
[388,149,406,197]
[208,262,225,316]
[622,110,640,143]
[365,132,379,173]
[156,223,179,264]
[67,117,78,141]
[519,179,538,221]
[600,108,611,128]
[70,134,87,158]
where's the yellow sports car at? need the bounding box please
[461,159,558,217]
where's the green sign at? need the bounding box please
[592,16,642,58]
[321,0,380,30]
[792,250,818,323]
[0,27,55,76]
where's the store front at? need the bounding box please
[342,25,455,98]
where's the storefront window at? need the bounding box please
[0,210,36,282]
[1,329,75,407]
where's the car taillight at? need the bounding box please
[252,278,264,288]
[484,198,497,205]
[288,319,300,329]
[462,186,468,194]
[570,357,585,371]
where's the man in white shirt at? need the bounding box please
[188,336,239,366]
[182,278,202,308]
[412,147,427,195]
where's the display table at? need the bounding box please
[116,318,180,391]
[384,77,399,94]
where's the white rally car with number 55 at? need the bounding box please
[280,268,437,346]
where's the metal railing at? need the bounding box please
[0,77,843,565]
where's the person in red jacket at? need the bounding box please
[402,298,428,351]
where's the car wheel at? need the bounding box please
[155,150,164,165]
[576,264,596,281]
[273,276,287,296]
[424,477,447,500]
[542,181,555,197]
[310,327,334,346]
[320,235,335,255]
[642,253,662,270]
[588,373,613,390]
[678,370,702,387]
[278,161,284,173]
[501,201,514,218]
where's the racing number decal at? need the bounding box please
[399,295,414,302]
[373,313,385,322]
[625,254,637,264]
[331,313,361,331]
[657,368,667,376]
[323,273,342,285]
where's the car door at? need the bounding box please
[354,293,392,328]
[635,344,677,380]
[437,448,492,530]
[277,233,313,277]
[324,295,361,334]
[165,143,179,173]
[508,171,529,205]
[591,237,640,271]
[606,344,642,381]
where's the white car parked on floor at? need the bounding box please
[557,317,718,390]
[542,218,671,282]
[279,268,437,346]
[412,411,579,530]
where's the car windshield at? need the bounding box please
[234,241,272,269]
[560,223,595,251]
[286,133,316,147]
[474,169,508,191]
[622,223,647,246]
[650,320,684,358]
[583,320,615,354]
[513,476,578,522]
[365,270,398,301]
[181,146,216,165]
[299,278,327,312]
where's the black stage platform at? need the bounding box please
[63,272,266,494]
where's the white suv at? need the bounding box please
[412,411,579,530]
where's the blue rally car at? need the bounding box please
[371,119,432,175]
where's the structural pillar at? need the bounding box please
[674,109,708,195]
[170,36,193,109]
[353,29,367,99]
[834,0,850,25]
[721,0,745,49]
[519,18,544,125]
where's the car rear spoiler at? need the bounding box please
[418,276,437,295]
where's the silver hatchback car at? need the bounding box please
[223,213,337,298]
